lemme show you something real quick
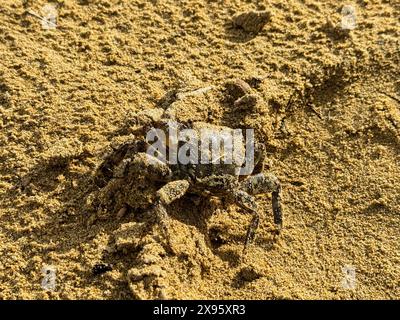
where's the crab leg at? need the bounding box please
[241,173,283,229]
[151,180,190,253]
[129,153,172,181]
[233,190,260,252]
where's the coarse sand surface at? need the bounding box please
[0,0,399,299]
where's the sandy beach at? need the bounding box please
[0,0,399,299]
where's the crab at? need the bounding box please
[91,85,282,254]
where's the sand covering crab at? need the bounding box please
[89,82,282,254]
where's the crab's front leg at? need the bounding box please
[151,180,190,253]
[241,173,283,230]
[128,153,173,181]
[232,190,261,253]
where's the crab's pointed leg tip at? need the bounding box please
[240,250,248,264]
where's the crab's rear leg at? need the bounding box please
[151,180,190,253]
[241,173,283,230]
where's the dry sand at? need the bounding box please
[0,0,399,299]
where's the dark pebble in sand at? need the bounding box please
[224,79,252,103]
[232,10,271,33]
[92,263,113,275]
